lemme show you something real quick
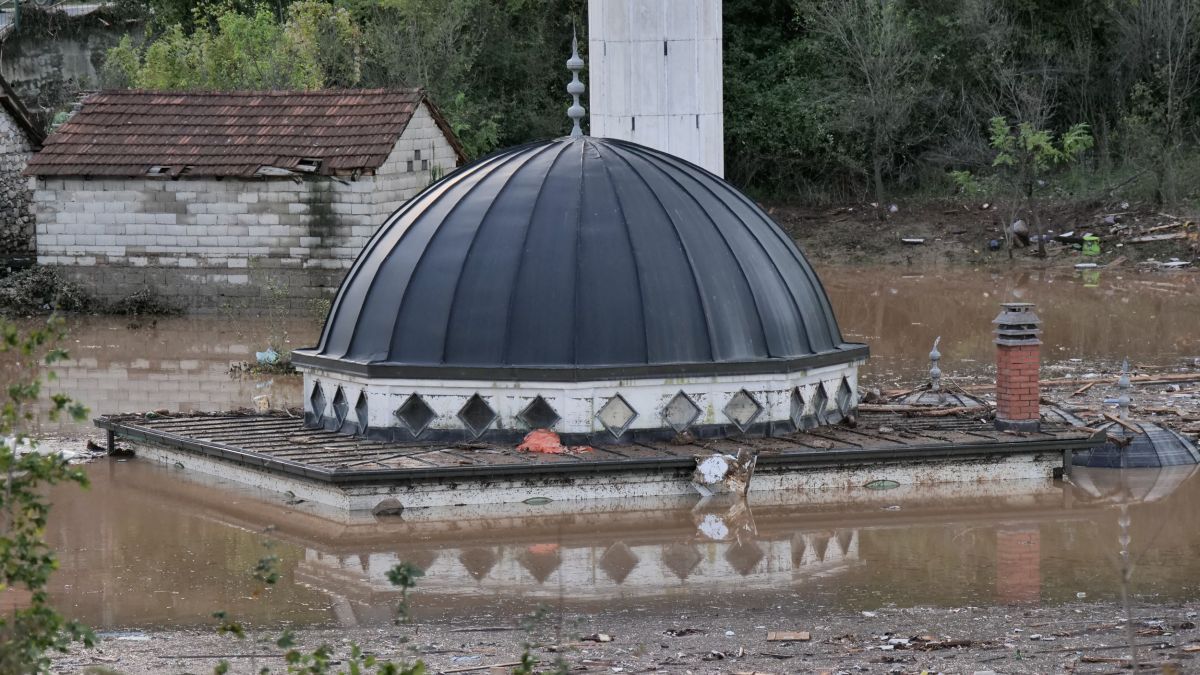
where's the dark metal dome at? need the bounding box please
[1072,423,1200,468]
[293,136,867,380]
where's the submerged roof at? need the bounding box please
[1072,422,1200,469]
[25,88,465,178]
[294,135,867,380]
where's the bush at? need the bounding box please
[0,267,90,315]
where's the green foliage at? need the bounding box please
[105,0,582,160]
[208,557,431,674]
[0,317,93,672]
[101,1,360,90]
[386,561,424,623]
[988,116,1094,197]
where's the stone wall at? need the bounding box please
[0,107,33,257]
[32,103,458,311]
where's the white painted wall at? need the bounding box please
[301,360,863,439]
[588,0,724,176]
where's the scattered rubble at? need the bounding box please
[49,601,1200,675]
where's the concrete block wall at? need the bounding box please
[0,108,34,256]
[372,103,460,216]
[31,102,460,311]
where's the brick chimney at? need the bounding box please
[994,302,1042,432]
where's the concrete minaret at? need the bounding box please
[587,0,724,177]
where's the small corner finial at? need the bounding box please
[566,26,586,137]
[929,336,943,403]
[1117,357,1132,421]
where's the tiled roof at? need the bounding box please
[26,89,465,178]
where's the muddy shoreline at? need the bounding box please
[52,600,1200,674]
[774,201,1198,268]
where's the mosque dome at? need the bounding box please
[294,135,865,379]
[1071,422,1200,469]
[293,135,868,442]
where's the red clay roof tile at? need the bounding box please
[26,89,464,178]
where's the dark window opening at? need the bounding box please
[296,157,322,173]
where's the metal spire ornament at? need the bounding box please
[566,28,586,137]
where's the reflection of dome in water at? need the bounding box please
[724,539,765,576]
[1069,465,1199,504]
[459,548,498,581]
[662,542,703,581]
[1072,423,1200,469]
[293,135,868,442]
[518,545,562,583]
[599,542,639,584]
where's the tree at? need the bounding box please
[807,0,930,202]
[101,1,360,91]
[1114,0,1200,205]
[0,317,92,672]
[989,116,1094,256]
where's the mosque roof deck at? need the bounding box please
[97,410,1103,487]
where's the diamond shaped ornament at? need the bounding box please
[517,395,561,429]
[663,391,701,434]
[308,382,327,418]
[395,394,436,438]
[811,382,830,423]
[597,394,637,438]
[331,386,349,426]
[836,377,854,415]
[354,391,369,433]
[458,394,497,438]
[790,387,807,429]
[723,389,763,432]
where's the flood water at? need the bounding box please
[16,265,1200,628]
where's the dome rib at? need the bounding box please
[442,142,562,364]
[386,145,537,364]
[603,142,718,361]
[719,172,846,348]
[615,142,773,359]
[319,149,511,359]
[594,142,651,364]
[497,141,575,364]
[292,135,869,380]
[623,142,815,355]
[569,141,586,366]
[651,144,845,350]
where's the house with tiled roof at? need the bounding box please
[25,89,465,310]
[0,74,44,263]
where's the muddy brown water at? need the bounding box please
[16,266,1200,628]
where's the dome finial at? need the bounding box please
[566,26,586,137]
[1104,358,1133,423]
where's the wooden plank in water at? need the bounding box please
[143,417,299,432]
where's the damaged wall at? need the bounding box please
[31,105,456,310]
[0,106,34,259]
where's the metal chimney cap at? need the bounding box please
[993,303,1042,327]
